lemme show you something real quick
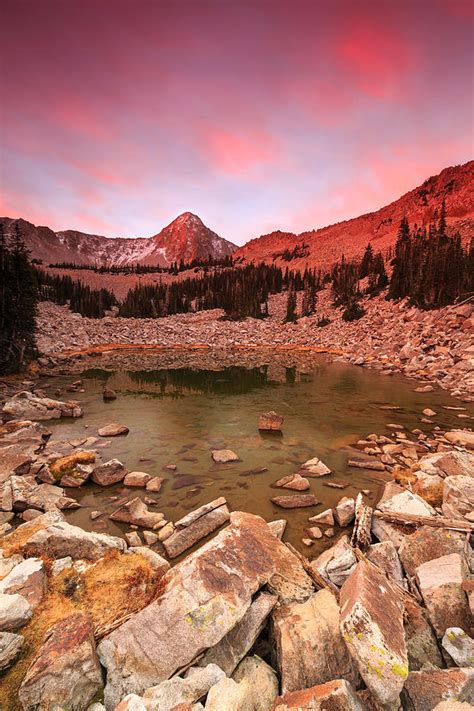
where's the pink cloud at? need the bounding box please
[200,126,279,176]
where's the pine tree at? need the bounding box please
[285,288,297,322]
[359,243,374,279]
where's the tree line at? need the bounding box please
[48,254,234,275]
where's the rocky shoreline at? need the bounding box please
[35,290,474,400]
[0,381,473,709]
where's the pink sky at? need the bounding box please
[1,0,473,244]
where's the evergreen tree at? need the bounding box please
[0,223,38,374]
[285,288,298,322]
[359,243,374,279]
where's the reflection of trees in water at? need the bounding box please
[124,366,283,396]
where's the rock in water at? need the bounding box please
[163,497,230,558]
[273,588,359,693]
[109,497,166,529]
[91,459,128,486]
[211,449,239,463]
[274,474,310,491]
[339,559,408,705]
[98,423,129,437]
[2,391,83,421]
[18,613,103,710]
[259,411,284,431]
[271,495,319,509]
[103,388,117,401]
[334,497,355,527]
[299,457,331,476]
[444,431,474,449]
[97,512,312,707]
[270,679,365,710]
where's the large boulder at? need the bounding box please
[92,459,128,486]
[444,431,474,449]
[0,630,24,671]
[3,391,83,421]
[22,521,126,560]
[50,451,96,486]
[273,588,359,694]
[141,663,225,710]
[198,591,277,675]
[97,512,313,708]
[10,476,79,512]
[109,498,166,529]
[415,450,474,478]
[401,668,474,709]
[372,484,437,548]
[339,559,408,706]
[232,655,279,711]
[163,498,230,558]
[442,628,474,668]
[398,526,466,578]
[366,541,406,588]
[270,679,365,711]
[204,677,250,710]
[0,593,32,632]
[415,553,471,637]
[442,476,474,519]
[403,597,444,670]
[0,558,46,608]
[310,535,357,588]
[18,613,103,710]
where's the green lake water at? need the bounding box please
[41,351,473,556]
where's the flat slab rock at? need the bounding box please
[274,473,310,491]
[259,411,284,431]
[271,494,320,509]
[109,497,165,529]
[163,497,230,558]
[2,391,83,421]
[270,679,365,711]
[97,511,313,708]
[339,559,408,706]
[98,423,129,437]
[273,588,360,693]
[401,668,474,709]
[18,613,103,711]
[22,520,126,560]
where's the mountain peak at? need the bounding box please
[171,212,204,228]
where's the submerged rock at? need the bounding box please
[98,423,129,437]
[211,449,239,463]
[271,494,319,509]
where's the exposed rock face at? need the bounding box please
[232,655,279,711]
[92,459,128,486]
[366,541,406,588]
[398,526,466,578]
[310,535,357,588]
[442,628,474,668]
[339,559,408,705]
[198,592,277,675]
[97,512,312,708]
[141,663,225,710]
[0,593,32,632]
[270,679,365,711]
[0,558,46,608]
[403,597,444,671]
[22,521,126,560]
[18,613,103,710]
[442,476,474,520]
[259,411,284,431]
[416,553,471,638]
[2,391,83,421]
[0,630,24,671]
[273,588,359,693]
[401,668,474,709]
[163,498,230,558]
[444,431,474,449]
[416,450,474,478]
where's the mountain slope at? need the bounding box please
[234,161,474,269]
[0,212,236,267]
